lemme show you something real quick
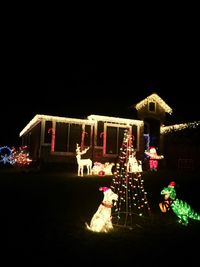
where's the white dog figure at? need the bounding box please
[86,187,118,233]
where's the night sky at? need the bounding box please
[1,64,199,147]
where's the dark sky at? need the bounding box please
[1,64,199,147]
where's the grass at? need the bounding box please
[0,167,200,265]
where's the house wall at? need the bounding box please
[137,102,166,123]
[22,122,41,161]
[92,121,144,164]
[162,127,200,170]
[38,119,94,164]
[20,108,200,172]
[137,101,166,156]
[34,118,144,165]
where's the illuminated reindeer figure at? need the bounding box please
[76,144,92,176]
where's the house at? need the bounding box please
[19,93,199,170]
[19,114,144,165]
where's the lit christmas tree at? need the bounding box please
[110,129,151,229]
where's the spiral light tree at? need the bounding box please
[110,129,151,229]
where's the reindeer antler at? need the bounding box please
[76,144,89,155]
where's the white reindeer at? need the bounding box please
[76,144,92,176]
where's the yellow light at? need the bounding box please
[161,121,200,134]
[87,114,143,126]
[20,114,95,137]
[135,93,173,114]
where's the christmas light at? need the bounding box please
[85,187,118,233]
[75,144,92,176]
[12,146,32,166]
[48,128,55,152]
[145,147,164,171]
[20,114,95,137]
[160,182,200,226]
[135,93,173,114]
[92,162,115,175]
[88,115,143,126]
[161,121,200,134]
[110,129,151,228]
[0,146,15,165]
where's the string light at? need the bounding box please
[20,114,95,137]
[161,121,200,134]
[0,146,15,165]
[160,182,200,226]
[88,114,143,126]
[110,129,151,228]
[135,93,173,114]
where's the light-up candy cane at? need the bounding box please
[48,128,55,152]
[81,131,88,150]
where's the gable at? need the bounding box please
[135,93,173,115]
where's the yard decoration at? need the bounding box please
[160,181,200,226]
[127,152,143,173]
[110,129,151,228]
[48,128,55,152]
[92,162,115,176]
[12,146,32,166]
[145,146,164,171]
[76,144,92,176]
[0,146,15,165]
[85,187,118,233]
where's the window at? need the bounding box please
[84,125,91,147]
[68,124,82,152]
[55,123,69,152]
[148,101,156,112]
[104,124,131,156]
[97,121,104,146]
[54,122,83,153]
[106,126,118,154]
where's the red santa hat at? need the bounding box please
[99,186,109,192]
[168,181,176,187]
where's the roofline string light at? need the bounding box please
[135,93,173,115]
[161,121,200,134]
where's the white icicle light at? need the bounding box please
[135,93,173,114]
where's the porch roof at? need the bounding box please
[87,114,143,126]
[19,114,95,137]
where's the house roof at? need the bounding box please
[135,93,173,114]
[19,114,95,137]
[161,121,200,134]
[20,113,144,138]
[87,114,143,126]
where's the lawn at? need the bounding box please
[0,166,200,265]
